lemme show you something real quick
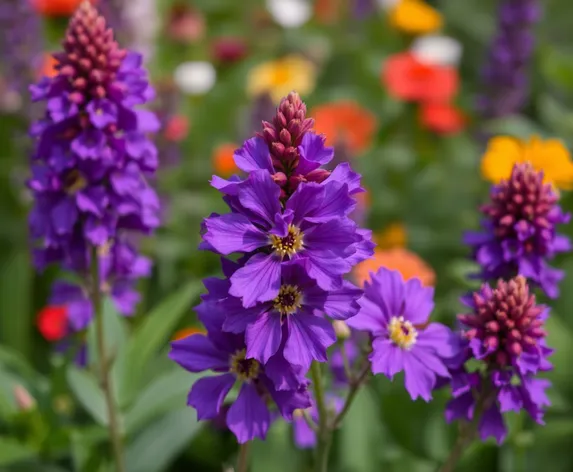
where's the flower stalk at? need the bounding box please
[311,362,332,472]
[91,248,126,472]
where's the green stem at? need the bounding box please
[236,442,250,472]
[91,249,126,472]
[332,364,370,430]
[339,342,353,383]
[310,362,332,472]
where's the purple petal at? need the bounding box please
[323,162,363,194]
[245,312,283,363]
[227,383,271,443]
[479,404,507,444]
[169,334,230,372]
[297,133,334,173]
[320,282,362,320]
[237,171,282,226]
[416,323,460,359]
[203,213,268,255]
[187,374,235,420]
[296,251,350,291]
[284,314,336,370]
[445,392,474,423]
[402,351,435,401]
[234,137,273,173]
[293,415,316,449]
[264,351,305,391]
[230,253,282,307]
[346,294,386,334]
[402,277,434,325]
[370,339,404,379]
[51,198,77,234]
[222,299,266,333]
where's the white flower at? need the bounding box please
[266,0,312,29]
[410,35,463,67]
[173,61,217,95]
[376,0,400,11]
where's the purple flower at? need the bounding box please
[218,264,361,373]
[445,276,553,444]
[169,329,311,444]
[347,267,460,401]
[465,163,570,298]
[292,395,343,449]
[203,171,365,306]
[477,0,541,119]
[28,3,159,325]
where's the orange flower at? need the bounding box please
[314,0,342,24]
[213,143,239,176]
[375,222,407,249]
[164,115,190,142]
[312,101,378,155]
[32,0,96,16]
[353,248,435,287]
[37,306,68,342]
[172,327,205,341]
[383,52,458,103]
[420,103,465,134]
[38,53,58,79]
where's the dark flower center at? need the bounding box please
[270,224,303,257]
[63,169,87,194]
[388,316,418,349]
[230,349,260,381]
[273,284,303,316]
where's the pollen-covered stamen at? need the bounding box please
[270,224,304,258]
[63,169,87,194]
[274,284,303,316]
[388,316,418,350]
[230,349,260,382]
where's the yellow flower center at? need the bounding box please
[388,316,418,350]
[270,225,304,258]
[63,169,87,195]
[230,349,260,381]
[274,285,303,316]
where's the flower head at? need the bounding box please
[419,102,465,135]
[37,305,68,341]
[481,136,573,191]
[353,247,435,287]
[465,162,570,298]
[32,0,90,17]
[387,0,443,35]
[213,143,240,176]
[348,268,459,401]
[383,52,458,103]
[28,2,159,323]
[247,56,316,104]
[375,222,407,249]
[312,100,378,156]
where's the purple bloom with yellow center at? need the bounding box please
[445,276,553,443]
[28,3,159,320]
[203,170,363,307]
[465,162,570,298]
[347,267,459,401]
[218,264,362,374]
[169,313,311,443]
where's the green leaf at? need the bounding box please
[545,314,573,401]
[125,369,204,434]
[114,280,202,407]
[0,438,36,466]
[67,366,109,427]
[125,408,201,472]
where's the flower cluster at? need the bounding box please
[28,3,159,334]
[477,0,541,119]
[446,276,552,443]
[170,92,374,442]
[465,162,570,298]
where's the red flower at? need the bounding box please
[212,37,248,63]
[382,52,458,103]
[37,306,68,342]
[32,0,96,17]
[420,103,466,134]
[164,115,189,142]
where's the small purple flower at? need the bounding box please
[445,276,553,444]
[169,329,311,444]
[292,395,344,449]
[218,264,361,373]
[347,267,460,401]
[203,171,364,306]
[465,162,570,298]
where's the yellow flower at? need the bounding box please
[481,135,573,190]
[375,222,407,249]
[247,55,316,104]
[388,0,443,35]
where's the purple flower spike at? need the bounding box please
[477,0,541,119]
[445,276,553,444]
[465,162,570,298]
[28,2,159,340]
[348,268,460,401]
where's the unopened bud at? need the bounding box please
[333,320,351,340]
[13,385,36,411]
